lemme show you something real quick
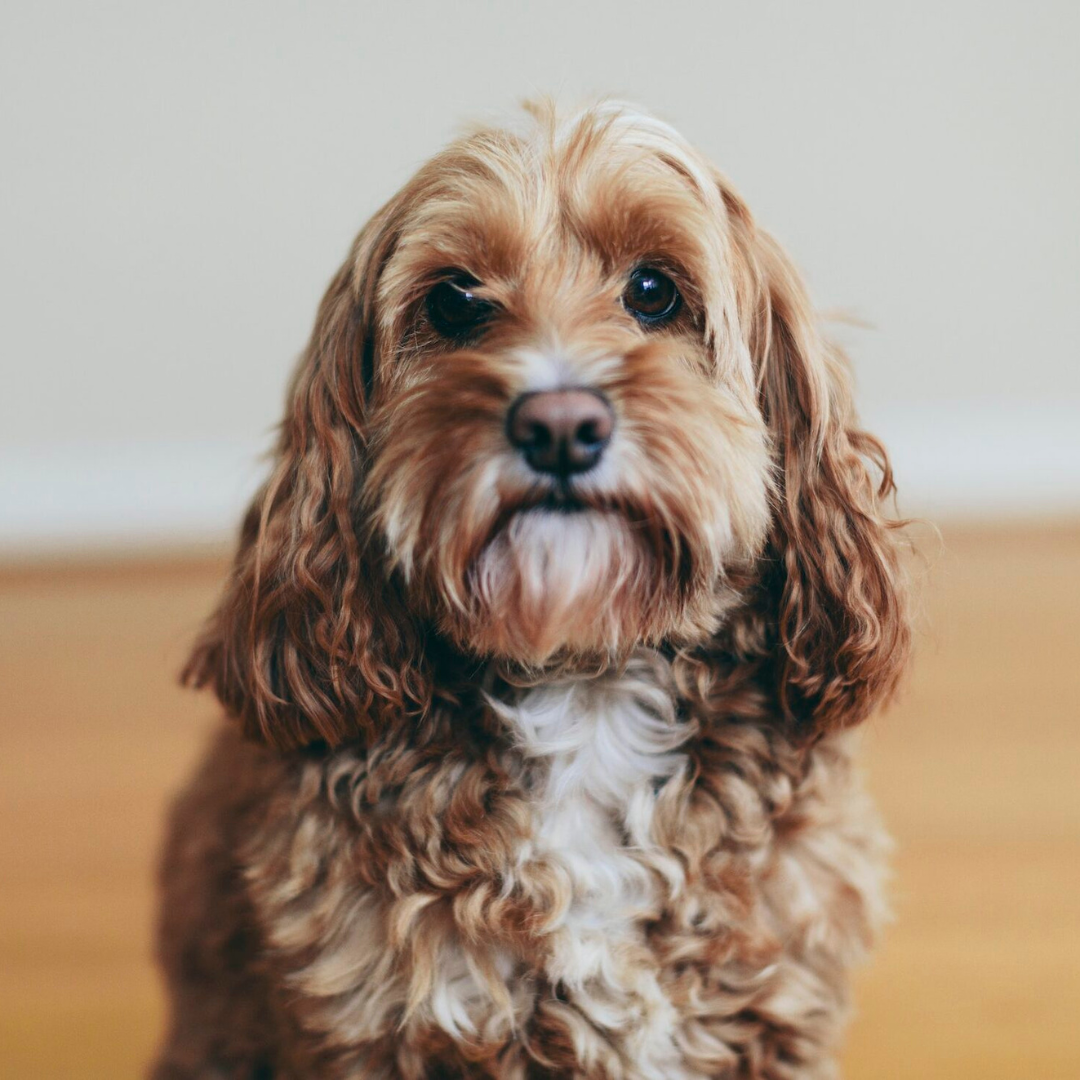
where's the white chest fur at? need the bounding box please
[269,654,708,1077]
[490,652,702,1079]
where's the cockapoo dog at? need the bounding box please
[153,101,910,1080]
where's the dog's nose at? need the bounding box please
[507,389,615,477]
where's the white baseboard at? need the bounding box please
[0,439,269,556]
[869,402,1080,518]
[2,406,1077,556]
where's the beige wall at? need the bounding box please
[3,1,1078,549]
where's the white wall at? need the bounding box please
[3,1,1078,552]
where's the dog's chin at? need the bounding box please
[436,506,714,666]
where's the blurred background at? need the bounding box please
[1,2,1077,1078]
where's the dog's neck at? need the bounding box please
[490,649,690,792]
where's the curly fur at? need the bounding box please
[154,100,910,1080]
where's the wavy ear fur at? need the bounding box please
[183,211,432,750]
[720,188,911,735]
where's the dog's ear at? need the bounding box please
[182,209,431,750]
[721,188,911,735]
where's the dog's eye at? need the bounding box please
[426,274,494,339]
[622,267,680,325]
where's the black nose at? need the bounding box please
[506,389,615,477]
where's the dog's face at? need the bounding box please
[363,109,770,662]
[186,103,909,750]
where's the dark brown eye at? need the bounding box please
[622,267,680,324]
[426,274,493,339]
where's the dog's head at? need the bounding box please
[185,102,909,749]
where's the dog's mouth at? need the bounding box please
[469,481,627,570]
[526,484,591,514]
[491,481,618,533]
[445,470,722,662]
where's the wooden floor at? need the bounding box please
[1,523,1078,1079]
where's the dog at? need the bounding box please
[153,100,910,1080]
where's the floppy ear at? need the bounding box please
[182,212,432,751]
[721,190,911,735]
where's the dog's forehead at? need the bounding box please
[391,108,725,286]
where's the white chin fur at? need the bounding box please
[469,509,649,660]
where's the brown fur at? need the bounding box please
[154,101,910,1079]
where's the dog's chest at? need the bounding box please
[493,657,698,1075]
